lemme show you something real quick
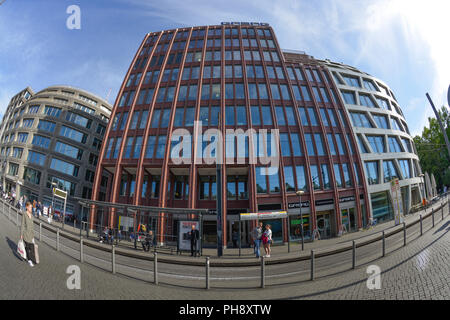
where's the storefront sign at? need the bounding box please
[315,199,334,206]
[288,201,310,209]
[240,211,287,221]
[221,22,269,26]
[178,220,200,252]
[339,196,355,203]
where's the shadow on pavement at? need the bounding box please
[434,221,450,234]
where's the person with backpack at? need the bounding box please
[262,224,273,258]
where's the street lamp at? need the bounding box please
[419,173,425,207]
[296,190,305,251]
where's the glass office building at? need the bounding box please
[0,86,112,219]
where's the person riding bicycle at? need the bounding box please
[142,230,154,252]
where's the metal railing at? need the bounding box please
[2,192,449,290]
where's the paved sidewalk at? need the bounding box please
[2,196,447,266]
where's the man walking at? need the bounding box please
[252,222,263,258]
[190,224,200,257]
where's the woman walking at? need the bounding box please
[263,224,273,258]
[20,202,36,267]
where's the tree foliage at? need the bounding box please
[413,105,450,192]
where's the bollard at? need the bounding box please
[8,204,11,221]
[206,257,210,290]
[39,223,42,242]
[403,222,406,247]
[16,210,18,226]
[260,256,265,289]
[310,250,315,281]
[442,203,444,221]
[56,229,60,251]
[154,253,158,285]
[352,240,356,269]
[382,231,385,257]
[112,245,116,274]
[80,238,84,263]
[420,215,423,236]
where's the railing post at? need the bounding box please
[420,215,423,236]
[39,223,42,242]
[154,252,158,285]
[206,257,210,290]
[80,238,84,263]
[56,229,60,251]
[16,209,18,226]
[442,203,444,221]
[260,256,265,289]
[310,250,315,281]
[8,204,11,222]
[112,245,116,274]
[352,240,356,269]
[382,231,385,257]
[403,222,406,247]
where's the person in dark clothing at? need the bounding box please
[142,230,154,252]
[190,225,200,257]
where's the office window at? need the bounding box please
[27,150,46,166]
[359,94,375,107]
[341,91,356,104]
[280,133,291,156]
[50,158,79,177]
[23,167,41,185]
[365,161,379,185]
[251,106,261,126]
[310,165,320,190]
[139,110,149,129]
[307,108,318,126]
[321,164,331,189]
[334,164,343,188]
[66,111,91,129]
[155,136,166,158]
[401,138,413,153]
[305,133,315,156]
[342,163,352,187]
[12,147,23,159]
[275,107,286,126]
[295,165,307,191]
[284,166,296,192]
[119,112,128,130]
[335,134,346,155]
[255,167,267,194]
[398,159,412,179]
[112,137,122,159]
[363,79,378,91]
[54,141,83,160]
[290,133,302,156]
[44,105,61,117]
[17,132,29,143]
[327,134,336,155]
[367,136,385,153]
[388,136,403,153]
[350,112,372,128]
[373,114,388,129]
[342,75,361,87]
[60,125,86,144]
[319,108,329,126]
[32,135,51,149]
[383,160,400,182]
[314,133,325,156]
[357,135,369,153]
[298,107,309,125]
[261,106,273,125]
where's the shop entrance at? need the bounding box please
[341,208,357,233]
[316,210,333,238]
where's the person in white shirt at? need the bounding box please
[263,224,273,258]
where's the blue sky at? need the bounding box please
[0,0,449,136]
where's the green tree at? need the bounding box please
[413,106,450,192]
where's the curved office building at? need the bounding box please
[92,23,374,247]
[0,85,112,218]
[323,61,424,223]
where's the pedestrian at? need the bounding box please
[232,229,239,248]
[190,224,200,257]
[20,202,37,267]
[262,224,272,258]
[251,222,263,258]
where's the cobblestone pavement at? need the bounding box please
[1,209,450,300]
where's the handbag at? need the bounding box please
[17,239,27,260]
